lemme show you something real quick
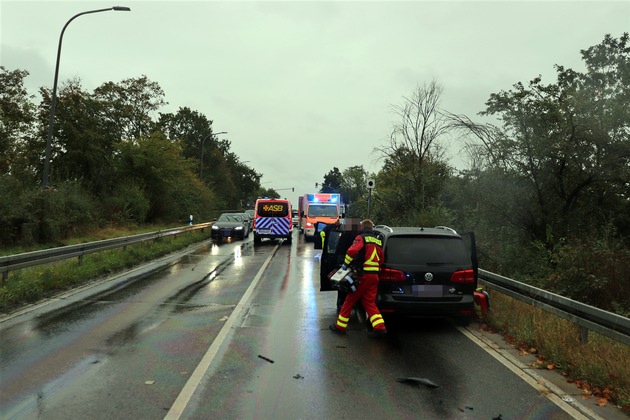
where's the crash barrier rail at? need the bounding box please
[0,223,213,286]
[2,233,627,346]
[479,269,630,346]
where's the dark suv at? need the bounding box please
[320,225,478,325]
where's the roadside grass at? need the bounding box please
[485,291,630,413]
[0,228,212,313]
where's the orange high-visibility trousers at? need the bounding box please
[335,274,386,332]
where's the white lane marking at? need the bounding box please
[458,326,603,420]
[164,244,281,420]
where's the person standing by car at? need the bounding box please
[319,219,341,249]
[329,219,387,337]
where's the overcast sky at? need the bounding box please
[2,1,629,206]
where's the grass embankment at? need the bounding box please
[0,225,212,313]
[484,290,630,414]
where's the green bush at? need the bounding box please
[540,237,630,316]
[107,182,150,224]
[0,175,35,245]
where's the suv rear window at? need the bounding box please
[257,202,289,217]
[385,236,470,265]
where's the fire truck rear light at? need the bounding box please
[451,269,475,283]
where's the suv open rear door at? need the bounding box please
[320,228,360,291]
[458,231,478,283]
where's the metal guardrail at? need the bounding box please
[0,223,213,285]
[479,269,630,346]
[1,232,628,347]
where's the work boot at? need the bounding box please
[367,329,387,339]
[329,324,346,335]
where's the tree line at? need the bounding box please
[1,72,267,244]
[316,33,629,315]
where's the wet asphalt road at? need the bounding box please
[1,232,578,419]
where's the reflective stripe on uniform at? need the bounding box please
[364,236,382,246]
[336,313,349,329]
[363,247,381,271]
[370,313,385,328]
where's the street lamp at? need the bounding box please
[200,131,227,179]
[43,6,131,189]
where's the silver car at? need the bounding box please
[211,213,250,241]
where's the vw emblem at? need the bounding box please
[424,272,434,282]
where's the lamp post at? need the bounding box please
[43,6,131,189]
[200,131,227,179]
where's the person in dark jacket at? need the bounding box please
[329,219,387,338]
[319,219,341,248]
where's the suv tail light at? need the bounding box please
[451,269,475,283]
[379,268,407,282]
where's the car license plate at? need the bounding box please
[258,229,271,234]
[412,285,443,297]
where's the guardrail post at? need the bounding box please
[580,326,589,345]
[78,255,83,265]
[2,271,7,286]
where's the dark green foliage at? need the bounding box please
[107,183,150,224]
[258,188,280,199]
[0,67,36,176]
[529,235,630,316]
[114,132,219,223]
[0,177,100,245]
[1,70,257,246]
[319,167,343,193]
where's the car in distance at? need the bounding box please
[320,224,478,325]
[292,209,299,227]
[211,213,250,241]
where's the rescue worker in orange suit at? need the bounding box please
[329,219,387,337]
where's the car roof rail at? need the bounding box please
[435,225,457,234]
[375,224,393,232]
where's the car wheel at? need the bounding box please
[254,234,261,245]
